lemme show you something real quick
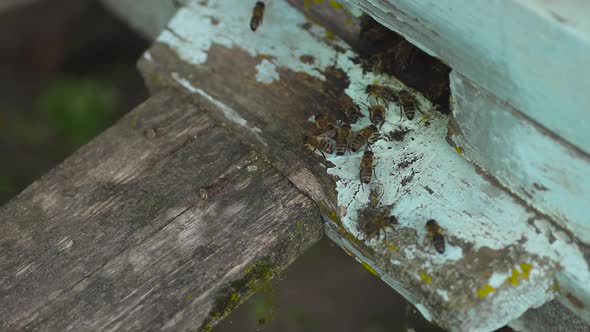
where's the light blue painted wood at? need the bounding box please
[346,0,590,155]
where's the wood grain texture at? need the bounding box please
[0,91,322,331]
[140,42,345,218]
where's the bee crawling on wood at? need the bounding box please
[250,1,265,32]
[335,123,352,156]
[359,150,375,184]
[425,219,445,254]
[358,206,397,240]
[365,84,398,105]
[339,96,363,124]
[304,135,333,158]
[399,89,418,120]
[350,124,379,152]
[369,104,386,128]
[313,114,336,138]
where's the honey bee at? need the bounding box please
[339,96,362,124]
[250,1,265,32]
[359,150,375,184]
[335,124,352,156]
[393,40,416,71]
[365,84,398,105]
[314,114,336,138]
[359,210,392,239]
[350,124,378,152]
[399,90,417,120]
[304,135,333,158]
[425,219,445,254]
[369,105,386,127]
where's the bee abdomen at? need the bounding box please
[250,18,260,31]
[318,140,334,154]
[250,2,264,31]
[432,234,445,254]
[349,136,366,152]
[360,170,372,184]
[336,140,348,156]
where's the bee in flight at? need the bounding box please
[399,89,418,120]
[304,135,333,158]
[335,124,352,156]
[365,84,398,105]
[350,124,378,152]
[339,96,363,124]
[250,1,265,32]
[369,104,386,127]
[425,219,445,254]
[359,150,375,184]
[313,114,336,138]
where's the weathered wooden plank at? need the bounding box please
[139,1,590,330]
[345,0,590,155]
[0,91,322,330]
[510,300,590,332]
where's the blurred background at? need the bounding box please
[0,1,502,331]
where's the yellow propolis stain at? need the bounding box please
[521,263,532,279]
[507,268,521,286]
[420,273,433,284]
[361,261,379,276]
[325,29,336,40]
[477,284,496,298]
[387,244,398,251]
[329,0,344,9]
[455,147,463,154]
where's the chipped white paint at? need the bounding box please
[489,271,512,289]
[143,51,154,63]
[344,0,590,154]
[255,59,280,84]
[415,303,432,321]
[155,0,590,329]
[158,0,349,82]
[436,289,449,302]
[171,72,265,137]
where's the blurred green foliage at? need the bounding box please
[37,76,118,147]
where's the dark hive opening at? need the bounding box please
[358,15,451,114]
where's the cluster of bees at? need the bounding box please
[304,84,418,184]
[304,84,446,254]
[249,2,446,254]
